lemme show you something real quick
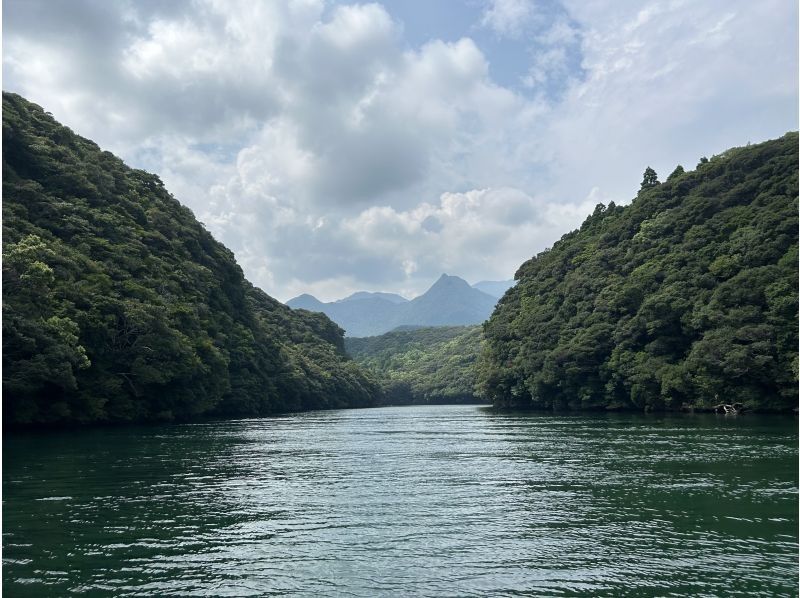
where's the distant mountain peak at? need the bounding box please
[286,293,324,310]
[429,273,471,290]
[286,273,500,336]
[420,273,494,298]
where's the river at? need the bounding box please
[3,405,797,596]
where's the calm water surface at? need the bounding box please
[3,406,798,596]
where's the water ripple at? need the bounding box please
[4,406,798,596]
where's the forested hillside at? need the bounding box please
[479,134,798,412]
[346,326,485,404]
[2,93,379,426]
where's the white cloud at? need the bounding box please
[481,0,538,38]
[3,0,797,302]
[540,0,798,205]
[521,15,582,92]
[249,187,596,301]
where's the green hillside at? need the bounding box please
[346,326,485,404]
[2,92,379,426]
[478,134,798,412]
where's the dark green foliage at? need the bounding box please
[2,93,378,426]
[478,134,798,412]
[640,166,660,190]
[667,165,685,181]
[345,326,486,404]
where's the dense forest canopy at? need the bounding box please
[4,91,796,422]
[478,133,799,412]
[345,326,484,405]
[2,92,379,426]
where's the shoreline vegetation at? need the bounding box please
[3,92,378,427]
[478,133,798,414]
[6,402,795,434]
[3,92,798,428]
[345,326,486,406]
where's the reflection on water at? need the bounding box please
[3,406,798,596]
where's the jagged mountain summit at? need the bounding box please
[406,274,497,327]
[287,274,498,337]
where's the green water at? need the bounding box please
[3,406,798,596]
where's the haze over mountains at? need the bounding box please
[287,275,512,337]
[471,280,516,298]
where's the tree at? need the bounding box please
[667,165,685,181]
[2,92,380,426]
[479,133,799,413]
[640,167,660,190]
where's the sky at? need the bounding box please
[3,0,798,302]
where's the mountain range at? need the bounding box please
[287,275,512,336]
